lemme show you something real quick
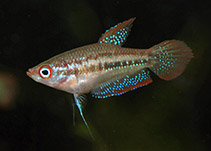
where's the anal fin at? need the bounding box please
[91,69,152,98]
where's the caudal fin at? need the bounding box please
[149,40,193,80]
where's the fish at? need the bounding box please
[26,17,193,139]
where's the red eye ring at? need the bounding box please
[39,65,53,79]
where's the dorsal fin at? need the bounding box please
[91,69,152,98]
[98,17,136,46]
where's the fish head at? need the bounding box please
[26,61,72,89]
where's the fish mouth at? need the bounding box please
[26,71,31,77]
[26,68,34,77]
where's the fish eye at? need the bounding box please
[39,65,52,79]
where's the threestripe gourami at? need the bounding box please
[26,18,193,139]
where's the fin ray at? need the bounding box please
[149,40,193,80]
[72,102,76,126]
[74,94,95,140]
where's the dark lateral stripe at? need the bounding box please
[58,59,149,77]
[78,59,149,74]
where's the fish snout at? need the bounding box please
[26,68,36,77]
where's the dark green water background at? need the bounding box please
[0,0,210,151]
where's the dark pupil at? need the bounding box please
[42,70,49,75]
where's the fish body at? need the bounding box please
[32,43,150,95]
[27,18,193,139]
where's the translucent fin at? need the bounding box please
[72,101,75,126]
[73,94,95,140]
[149,40,193,80]
[91,69,152,98]
[98,17,136,46]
